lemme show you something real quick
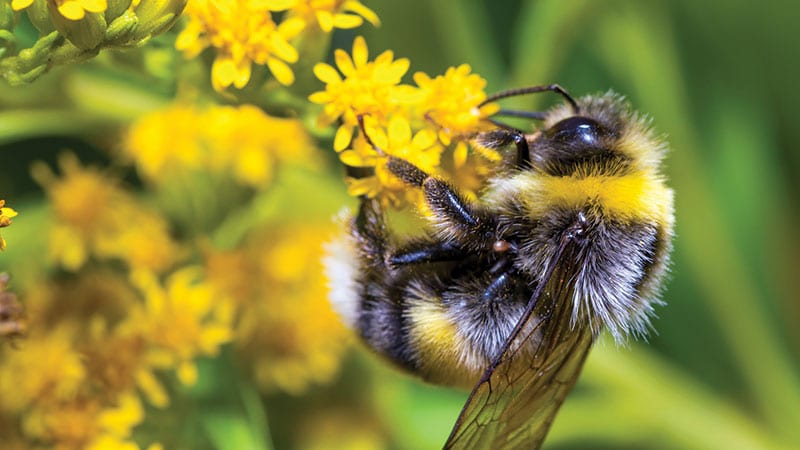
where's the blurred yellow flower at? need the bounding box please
[298,411,387,450]
[289,0,379,32]
[0,326,86,413]
[0,199,17,251]
[31,154,180,273]
[413,64,498,167]
[128,267,234,387]
[342,115,441,208]
[309,36,417,151]
[124,103,315,188]
[20,393,143,450]
[175,0,305,90]
[206,224,352,394]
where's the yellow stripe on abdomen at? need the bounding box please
[406,299,484,389]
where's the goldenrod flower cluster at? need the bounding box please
[31,154,181,273]
[124,103,314,189]
[310,36,500,207]
[176,0,378,91]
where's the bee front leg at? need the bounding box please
[473,128,531,169]
[385,157,495,245]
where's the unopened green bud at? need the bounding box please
[1,0,15,31]
[131,0,185,40]
[25,0,55,34]
[104,0,130,23]
[48,1,107,50]
[104,9,137,45]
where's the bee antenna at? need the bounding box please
[356,114,386,156]
[480,84,580,114]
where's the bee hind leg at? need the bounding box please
[352,197,390,270]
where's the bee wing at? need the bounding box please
[444,230,594,450]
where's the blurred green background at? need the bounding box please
[2,0,799,448]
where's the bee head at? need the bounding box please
[531,96,641,177]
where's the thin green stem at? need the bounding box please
[0,109,111,145]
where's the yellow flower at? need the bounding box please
[11,0,107,20]
[53,0,107,20]
[0,326,86,413]
[309,36,417,151]
[0,199,17,251]
[122,104,204,180]
[204,104,315,187]
[413,64,498,167]
[128,267,234,387]
[20,393,144,450]
[205,224,351,394]
[289,0,379,32]
[31,154,180,273]
[124,103,314,188]
[340,115,440,208]
[175,0,305,91]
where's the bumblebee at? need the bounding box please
[324,85,674,449]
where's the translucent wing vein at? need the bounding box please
[445,227,595,450]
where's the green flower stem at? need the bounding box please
[594,4,800,442]
[0,108,110,145]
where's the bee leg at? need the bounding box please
[386,157,493,240]
[388,241,466,266]
[481,270,515,302]
[473,128,531,169]
[353,197,389,269]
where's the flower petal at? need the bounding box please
[343,0,380,26]
[267,57,295,85]
[388,116,411,148]
[333,125,354,152]
[315,10,334,32]
[352,36,368,67]
[334,49,355,77]
[332,13,363,29]
[313,63,341,84]
[57,0,86,20]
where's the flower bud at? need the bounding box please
[104,9,138,46]
[48,1,107,50]
[1,0,15,31]
[25,0,56,34]
[130,0,186,41]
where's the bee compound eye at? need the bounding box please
[547,116,605,147]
